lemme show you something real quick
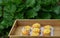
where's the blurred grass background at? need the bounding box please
[0,0,60,38]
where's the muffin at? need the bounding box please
[32,28,40,33]
[44,25,51,29]
[32,23,41,28]
[24,25,31,31]
[43,29,51,36]
[22,29,29,35]
[31,32,39,36]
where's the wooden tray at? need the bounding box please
[8,19,60,38]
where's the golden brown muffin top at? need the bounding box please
[32,23,41,28]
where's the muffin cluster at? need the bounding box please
[31,23,41,36]
[21,23,52,36]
